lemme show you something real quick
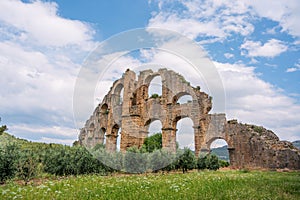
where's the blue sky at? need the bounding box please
[0,0,299,146]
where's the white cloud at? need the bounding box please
[0,1,99,145]
[224,53,234,59]
[286,60,300,72]
[216,62,300,141]
[0,0,95,47]
[240,39,288,57]
[10,124,78,145]
[246,0,300,37]
[148,0,254,42]
[286,67,298,73]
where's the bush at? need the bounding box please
[197,155,207,170]
[150,93,160,99]
[17,150,39,184]
[124,146,148,173]
[177,148,196,173]
[0,143,19,183]
[205,154,220,171]
[43,146,106,176]
[219,160,230,168]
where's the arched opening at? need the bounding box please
[116,128,122,151]
[89,123,95,129]
[100,127,106,145]
[113,84,124,105]
[209,138,230,163]
[119,88,124,105]
[88,123,95,138]
[173,92,193,104]
[177,95,193,104]
[148,76,162,98]
[110,124,120,152]
[144,119,163,152]
[148,120,162,136]
[176,117,194,151]
[100,103,108,114]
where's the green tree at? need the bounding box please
[219,159,230,168]
[0,143,19,183]
[197,155,207,170]
[0,117,7,135]
[141,132,162,153]
[206,154,220,171]
[177,148,196,173]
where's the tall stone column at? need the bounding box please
[105,134,117,153]
[193,126,204,157]
[120,115,141,151]
[162,127,177,153]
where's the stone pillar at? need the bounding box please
[120,115,141,152]
[138,130,149,148]
[193,126,205,157]
[162,127,177,153]
[105,134,117,153]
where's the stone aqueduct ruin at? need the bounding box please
[79,68,300,169]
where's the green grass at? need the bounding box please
[1,170,299,200]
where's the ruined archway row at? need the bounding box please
[79,69,300,169]
[79,69,212,153]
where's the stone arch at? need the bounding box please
[172,91,197,105]
[177,94,193,104]
[112,124,120,135]
[113,83,124,105]
[148,75,162,98]
[105,124,120,152]
[206,136,228,150]
[89,123,95,129]
[100,103,109,114]
[145,118,163,136]
[206,137,231,163]
[144,73,161,85]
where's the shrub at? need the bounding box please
[150,93,160,99]
[252,125,264,134]
[124,146,148,173]
[197,155,207,170]
[0,143,19,183]
[219,159,230,168]
[177,148,196,173]
[206,154,220,171]
[17,150,39,185]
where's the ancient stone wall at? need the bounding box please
[79,69,300,169]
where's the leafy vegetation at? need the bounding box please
[150,93,160,99]
[0,131,229,184]
[0,117,7,135]
[0,144,19,184]
[1,171,299,200]
[141,132,162,152]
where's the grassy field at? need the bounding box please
[1,170,299,200]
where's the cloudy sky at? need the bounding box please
[0,0,299,147]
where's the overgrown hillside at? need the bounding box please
[0,132,62,151]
